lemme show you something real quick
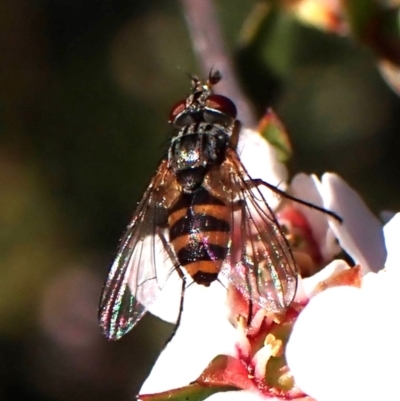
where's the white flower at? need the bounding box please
[286,214,400,401]
[289,173,386,273]
[139,127,392,401]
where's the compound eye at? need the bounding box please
[203,94,237,125]
[168,99,187,125]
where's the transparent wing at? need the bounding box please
[215,148,298,313]
[99,160,178,340]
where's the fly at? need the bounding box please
[98,71,341,340]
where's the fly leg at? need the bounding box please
[157,227,186,348]
[247,178,343,223]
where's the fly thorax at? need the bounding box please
[168,123,230,192]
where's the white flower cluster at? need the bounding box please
[287,213,400,401]
[139,128,398,401]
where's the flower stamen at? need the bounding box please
[251,333,283,379]
[265,333,283,357]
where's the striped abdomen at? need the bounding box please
[168,188,230,286]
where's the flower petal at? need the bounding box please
[237,128,288,209]
[287,285,400,401]
[300,258,351,297]
[383,213,400,273]
[140,282,237,394]
[205,390,277,401]
[289,173,341,261]
[318,173,386,273]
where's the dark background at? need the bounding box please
[1,1,399,400]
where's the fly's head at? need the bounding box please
[168,70,237,128]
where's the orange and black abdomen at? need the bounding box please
[168,188,230,286]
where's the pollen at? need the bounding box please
[235,315,251,358]
[264,333,283,357]
[277,371,294,388]
[236,314,247,329]
[271,312,285,325]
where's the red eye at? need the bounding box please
[204,94,237,119]
[168,99,187,124]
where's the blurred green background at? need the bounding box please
[1,0,400,400]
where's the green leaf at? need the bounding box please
[258,109,292,162]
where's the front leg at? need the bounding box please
[249,178,343,223]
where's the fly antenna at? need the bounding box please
[207,69,222,88]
